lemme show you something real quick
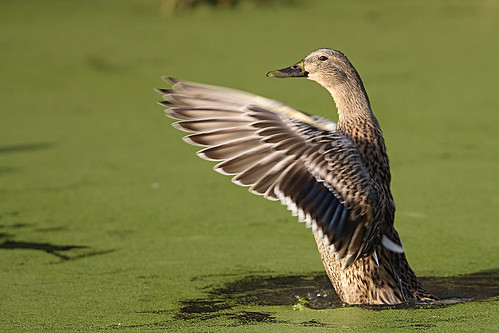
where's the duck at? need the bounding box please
[156,48,435,305]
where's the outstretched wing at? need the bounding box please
[157,77,380,267]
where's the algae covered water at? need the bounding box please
[1,0,498,331]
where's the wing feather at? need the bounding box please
[158,78,379,267]
[214,146,273,175]
[174,119,251,132]
[167,107,243,120]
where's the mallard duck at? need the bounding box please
[157,48,435,305]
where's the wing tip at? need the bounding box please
[182,135,206,147]
[196,150,210,161]
[213,164,235,176]
[171,121,185,131]
[161,76,179,84]
[159,100,172,107]
[231,177,245,187]
[155,88,172,95]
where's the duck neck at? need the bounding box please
[319,71,373,124]
[330,81,391,212]
[330,78,384,167]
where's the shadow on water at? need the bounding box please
[0,240,88,260]
[130,270,498,328]
[0,142,54,154]
[0,142,54,174]
[0,223,115,261]
[0,240,115,261]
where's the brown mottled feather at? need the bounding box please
[157,49,435,305]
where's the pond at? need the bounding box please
[0,0,497,331]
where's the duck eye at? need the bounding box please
[318,56,328,61]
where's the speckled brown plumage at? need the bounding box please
[157,48,435,305]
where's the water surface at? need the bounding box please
[1,0,498,331]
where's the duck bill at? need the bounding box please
[266,60,308,78]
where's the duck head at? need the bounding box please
[267,48,370,115]
[267,48,358,86]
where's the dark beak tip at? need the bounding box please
[266,60,306,78]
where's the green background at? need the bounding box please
[1,0,498,331]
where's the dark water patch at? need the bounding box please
[132,308,277,329]
[53,248,116,262]
[302,319,327,327]
[0,166,17,174]
[227,311,276,324]
[174,300,276,324]
[389,314,471,330]
[35,226,68,232]
[209,274,341,308]
[0,221,29,228]
[394,322,437,330]
[0,240,87,259]
[0,142,54,154]
[0,222,115,261]
[421,271,499,303]
[177,299,231,320]
[137,270,499,327]
[0,240,87,252]
[0,239,115,261]
[0,232,14,239]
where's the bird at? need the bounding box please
[156,48,436,305]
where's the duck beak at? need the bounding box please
[266,60,308,78]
